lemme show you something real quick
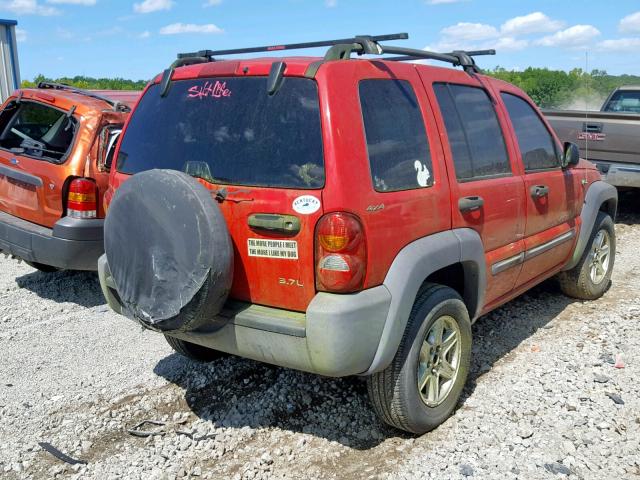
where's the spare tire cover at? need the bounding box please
[104,169,233,330]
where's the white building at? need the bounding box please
[0,19,20,102]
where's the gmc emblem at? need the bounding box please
[578,132,606,141]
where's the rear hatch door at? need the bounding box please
[114,75,325,311]
[0,98,82,228]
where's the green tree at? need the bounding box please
[21,74,148,90]
[486,68,640,109]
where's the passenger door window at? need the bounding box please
[359,79,433,192]
[433,83,510,180]
[501,93,560,171]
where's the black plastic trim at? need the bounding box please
[525,229,576,261]
[0,211,103,270]
[52,216,104,241]
[0,164,43,187]
[491,252,524,275]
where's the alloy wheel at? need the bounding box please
[588,229,611,285]
[417,315,462,407]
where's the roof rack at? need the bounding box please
[160,33,495,97]
[36,82,131,112]
[384,50,496,71]
[174,33,494,73]
[177,33,408,61]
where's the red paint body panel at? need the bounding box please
[316,61,451,290]
[420,68,527,305]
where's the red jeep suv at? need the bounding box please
[98,34,617,434]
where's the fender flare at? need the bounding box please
[363,228,486,375]
[563,181,617,271]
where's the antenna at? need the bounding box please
[585,51,589,165]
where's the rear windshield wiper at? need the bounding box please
[9,147,63,164]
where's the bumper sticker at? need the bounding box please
[248,238,298,260]
[292,195,320,214]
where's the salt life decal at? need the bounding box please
[292,195,321,215]
[248,238,298,260]
[414,160,431,187]
[187,81,232,99]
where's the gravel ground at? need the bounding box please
[1,191,639,480]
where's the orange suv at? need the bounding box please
[0,83,139,271]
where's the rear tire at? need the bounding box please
[164,335,224,362]
[558,212,615,300]
[367,283,472,434]
[25,261,60,273]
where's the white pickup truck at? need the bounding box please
[544,86,640,189]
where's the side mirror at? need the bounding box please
[562,142,580,168]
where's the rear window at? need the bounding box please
[0,100,77,162]
[359,79,433,191]
[117,77,324,189]
[603,90,640,113]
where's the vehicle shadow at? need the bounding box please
[154,280,575,449]
[616,189,640,225]
[461,280,573,404]
[15,269,106,308]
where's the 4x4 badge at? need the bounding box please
[292,195,321,215]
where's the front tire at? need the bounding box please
[558,212,615,300]
[367,283,472,434]
[164,335,224,362]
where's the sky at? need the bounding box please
[3,0,640,82]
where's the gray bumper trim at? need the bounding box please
[595,161,640,188]
[0,211,103,271]
[98,254,391,377]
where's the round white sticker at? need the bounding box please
[292,195,321,215]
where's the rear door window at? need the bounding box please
[117,77,324,189]
[433,83,510,181]
[501,92,560,171]
[359,79,433,191]
[0,100,77,162]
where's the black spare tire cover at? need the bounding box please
[104,169,233,332]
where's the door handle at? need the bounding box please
[458,196,484,213]
[530,185,549,198]
[583,122,603,134]
[248,213,300,236]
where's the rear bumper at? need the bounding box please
[98,254,391,377]
[594,161,640,188]
[0,212,104,271]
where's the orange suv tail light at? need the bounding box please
[67,178,97,219]
[315,212,366,293]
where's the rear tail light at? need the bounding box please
[67,178,97,219]
[315,212,366,293]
